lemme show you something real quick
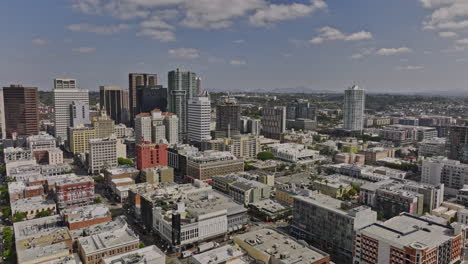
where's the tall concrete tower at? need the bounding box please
[343,85,365,131]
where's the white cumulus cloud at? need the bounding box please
[439,31,458,38]
[310,26,373,44]
[249,0,326,27]
[72,47,96,53]
[32,38,48,45]
[395,65,424,70]
[168,48,200,59]
[230,59,247,65]
[375,47,412,56]
[67,23,130,35]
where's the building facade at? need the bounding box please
[261,106,286,140]
[99,85,130,125]
[168,68,199,142]
[88,137,118,174]
[187,92,212,145]
[128,73,157,122]
[3,84,39,137]
[53,79,89,143]
[136,142,168,170]
[343,85,365,131]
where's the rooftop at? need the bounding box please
[14,215,63,240]
[102,245,166,264]
[234,229,329,264]
[61,204,110,224]
[78,226,139,255]
[360,213,459,250]
[11,196,56,213]
[106,166,139,175]
[294,192,371,217]
[71,216,127,239]
[17,242,71,264]
[191,244,246,264]
[55,175,94,187]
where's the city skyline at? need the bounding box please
[2,0,468,94]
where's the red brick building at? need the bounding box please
[62,204,112,230]
[136,142,168,170]
[55,176,95,210]
[353,213,464,264]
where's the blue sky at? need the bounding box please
[1,0,467,93]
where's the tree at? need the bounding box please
[93,175,104,183]
[1,206,11,217]
[35,209,52,219]
[244,162,255,171]
[94,197,102,204]
[139,243,145,248]
[0,165,6,176]
[118,157,134,166]
[13,211,27,222]
[257,151,275,161]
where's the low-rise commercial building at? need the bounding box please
[77,225,139,264]
[212,174,271,205]
[233,228,330,264]
[14,216,73,264]
[62,204,112,230]
[141,166,174,184]
[359,147,396,165]
[141,181,247,249]
[335,152,365,165]
[11,196,57,220]
[55,176,95,209]
[269,143,321,163]
[102,245,166,264]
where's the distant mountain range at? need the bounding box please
[212,86,468,97]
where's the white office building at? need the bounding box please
[134,113,152,145]
[0,88,5,139]
[187,91,211,145]
[343,85,365,131]
[53,78,89,144]
[88,137,118,174]
[421,157,468,193]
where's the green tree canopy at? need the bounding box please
[257,151,275,161]
[118,157,134,166]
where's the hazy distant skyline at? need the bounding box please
[1,0,468,93]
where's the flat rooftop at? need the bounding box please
[191,244,246,264]
[106,166,139,175]
[71,216,127,239]
[11,196,56,212]
[234,229,329,264]
[17,242,71,264]
[102,245,166,264]
[360,213,457,249]
[78,226,138,255]
[184,191,246,219]
[62,204,110,223]
[14,215,63,241]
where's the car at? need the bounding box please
[111,203,117,206]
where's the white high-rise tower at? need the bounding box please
[343,85,365,131]
[53,78,89,144]
[187,91,211,145]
